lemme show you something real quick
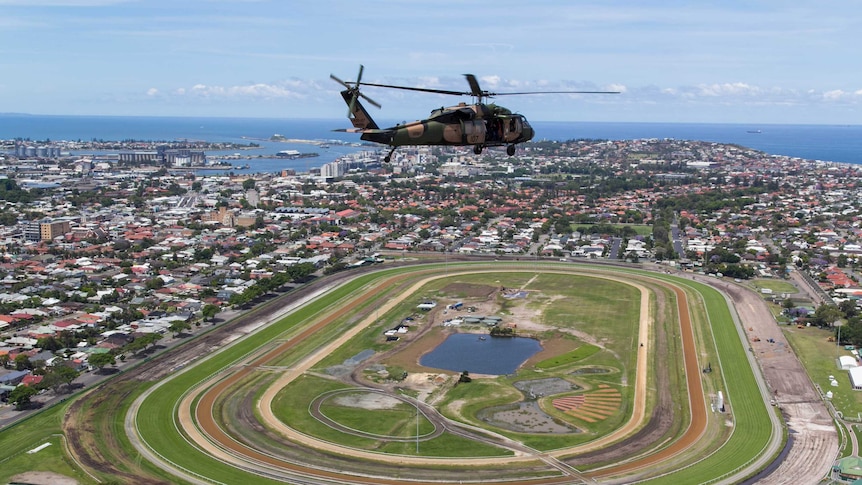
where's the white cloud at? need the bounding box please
[696,82,760,97]
[822,89,845,100]
[146,88,159,97]
[480,75,502,89]
[180,82,303,100]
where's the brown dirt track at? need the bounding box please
[586,283,705,479]
[174,267,714,484]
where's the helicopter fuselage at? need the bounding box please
[362,102,535,149]
[333,66,616,161]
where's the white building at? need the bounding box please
[839,355,857,370]
[849,366,862,390]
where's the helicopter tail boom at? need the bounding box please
[340,89,380,131]
[333,128,394,135]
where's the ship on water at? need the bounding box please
[276,149,319,160]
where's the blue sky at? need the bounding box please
[1,0,860,124]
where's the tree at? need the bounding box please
[14,354,32,371]
[142,333,163,350]
[840,300,859,319]
[201,304,219,322]
[810,304,842,328]
[36,336,62,352]
[169,320,191,337]
[88,352,115,372]
[0,353,9,368]
[9,385,37,410]
[838,317,862,347]
[41,365,80,393]
[838,254,849,268]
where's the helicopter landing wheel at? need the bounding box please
[473,145,483,155]
[506,145,516,156]
[384,155,391,163]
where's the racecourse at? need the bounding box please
[124,261,778,484]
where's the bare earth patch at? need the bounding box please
[440,282,498,299]
[9,471,79,485]
[333,392,403,410]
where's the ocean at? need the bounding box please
[2,114,861,173]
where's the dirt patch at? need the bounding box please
[9,471,79,485]
[386,325,453,372]
[514,377,580,397]
[441,282,498,299]
[333,391,403,410]
[523,333,579,368]
[477,401,578,434]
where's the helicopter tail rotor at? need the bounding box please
[330,65,382,118]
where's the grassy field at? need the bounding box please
[271,375,510,457]
[783,324,862,419]
[748,278,798,295]
[0,403,94,485]
[535,343,601,369]
[318,395,434,439]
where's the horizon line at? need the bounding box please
[1,112,860,128]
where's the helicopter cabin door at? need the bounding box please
[462,120,486,145]
[502,117,523,142]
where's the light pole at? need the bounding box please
[415,399,419,454]
[837,320,842,351]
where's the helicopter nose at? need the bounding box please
[522,124,534,141]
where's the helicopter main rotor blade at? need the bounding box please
[357,82,467,97]
[492,90,621,95]
[339,70,621,101]
[464,74,483,98]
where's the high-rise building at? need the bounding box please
[23,219,71,242]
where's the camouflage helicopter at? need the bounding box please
[331,65,618,162]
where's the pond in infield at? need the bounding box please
[420,333,542,375]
